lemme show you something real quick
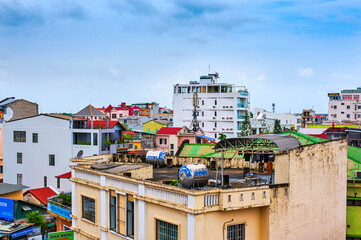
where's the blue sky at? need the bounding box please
[1,0,361,114]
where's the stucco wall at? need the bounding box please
[269,140,347,240]
[0,190,24,200]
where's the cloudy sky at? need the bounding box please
[1,0,361,114]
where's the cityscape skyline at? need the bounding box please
[1,0,361,113]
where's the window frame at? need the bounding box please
[226,222,246,240]
[155,218,179,240]
[82,195,96,223]
[32,133,38,143]
[13,131,26,142]
[17,152,23,164]
[17,174,23,185]
[49,154,55,166]
[109,192,134,238]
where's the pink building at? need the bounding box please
[98,104,129,120]
[155,126,205,156]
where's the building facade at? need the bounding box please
[328,88,361,123]
[173,72,249,139]
[70,137,346,240]
[3,114,123,192]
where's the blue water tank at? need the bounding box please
[179,164,209,188]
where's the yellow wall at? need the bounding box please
[0,190,24,200]
[131,141,142,151]
[143,120,166,134]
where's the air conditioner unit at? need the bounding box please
[355,171,361,179]
[213,106,217,108]
[230,106,233,108]
[213,117,216,119]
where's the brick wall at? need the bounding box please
[9,99,38,121]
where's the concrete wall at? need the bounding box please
[269,140,347,240]
[3,115,72,192]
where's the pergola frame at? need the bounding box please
[214,138,279,154]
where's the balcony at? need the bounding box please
[237,104,246,108]
[237,116,245,119]
[47,192,72,221]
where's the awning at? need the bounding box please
[197,135,215,141]
[56,172,71,179]
[11,227,34,238]
[123,131,136,135]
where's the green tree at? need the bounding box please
[26,211,46,227]
[240,110,252,137]
[218,133,227,141]
[273,119,283,134]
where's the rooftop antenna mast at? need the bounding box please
[190,91,200,132]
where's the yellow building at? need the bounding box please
[143,120,170,134]
[70,136,347,240]
[0,183,28,200]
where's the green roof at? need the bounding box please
[307,125,359,129]
[201,150,244,159]
[348,146,361,165]
[178,143,215,157]
[281,131,328,145]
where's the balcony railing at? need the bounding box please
[237,116,245,119]
[47,192,72,220]
[237,104,246,108]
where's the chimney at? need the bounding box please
[121,102,126,107]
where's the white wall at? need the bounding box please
[173,88,249,139]
[3,115,72,192]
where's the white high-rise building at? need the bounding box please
[328,88,361,123]
[173,72,249,139]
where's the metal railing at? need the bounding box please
[48,192,72,212]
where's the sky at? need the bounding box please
[1,0,361,114]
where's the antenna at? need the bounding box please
[208,64,211,72]
[190,92,200,132]
[272,103,275,113]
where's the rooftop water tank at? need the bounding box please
[146,151,166,167]
[179,164,209,188]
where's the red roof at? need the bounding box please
[156,127,182,135]
[123,131,137,135]
[24,187,57,205]
[315,114,326,118]
[114,107,127,110]
[87,120,119,129]
[324,127,348,133]
[56,172,71,179]
[309,133,327,139]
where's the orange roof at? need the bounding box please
[24,187,57,205]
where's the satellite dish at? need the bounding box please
[76,150,83,158]
[4,107,13,121]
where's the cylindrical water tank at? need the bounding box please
[179,164,209,188]
[145,151,166,167]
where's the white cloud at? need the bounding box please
[108,67,120,77]
[297,67,314,77]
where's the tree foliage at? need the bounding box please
[273,119,283,134]
[26,211,46,227]
[240,110,252,137]
[218,133,227,141]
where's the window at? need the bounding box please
[341,112,345,114]
[202,100,204,105]
[358,106,361,110]
[0,166,3,174]
[202,111,204,117]
[215,122,217,127]
[82,196,96,222]
[17,153,23,164]
[14,131,26,142]
[227,223,245,240]
[170,144,174,149]
[240,194,243,201]
[112,114,117,119]
[109,192,117,231]
[334,105,337,109]
[49,154,55,166]
[57,178,60,189]
[17,174,22,185]
[160,138,167,145]
[32,133,38,143]
[347,105,351,109]
[334,114,337,118]
[347,114,350,118]
[214,111,217,116]
[109,193,134,237]
[341,103,345,105]
[215,100,217,105]
[343,95,352,100]
[202,122,204,127]
[44,176,47,187]
[156,219,178,240]
[93,133,98,145]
